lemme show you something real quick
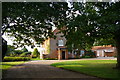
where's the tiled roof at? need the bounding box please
[92,46,115,50]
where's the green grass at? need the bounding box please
[51,60,120,80]
[0,61,25,76]
[31,58,42,60]
[1,61,25,70]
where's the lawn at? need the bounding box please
[0,61,25,76]
[1,61,25,70]
[31,58,42,60]
[51,60,120,80]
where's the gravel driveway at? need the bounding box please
[2,59,108,80]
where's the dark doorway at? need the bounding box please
[62,51,65,59]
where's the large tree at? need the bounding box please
[59,2,120,68]
[2,2,68,58]
[2,2,68,46]
[2,37,7,60]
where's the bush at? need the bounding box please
[44,58,57,60]
[3,57,31,62]
[83,56,93,58]
[81,56,93,58]
[114,55,117,57]
[14,50,23,55]
[21,47,28,52]
[8,53,17,57]
[32,48,40,58]
[20,52,31,57]
[84,50,96,58]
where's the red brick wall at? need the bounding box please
[45,50,58,59]
[104,52,115,57]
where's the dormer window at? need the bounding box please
[58,40,64,46]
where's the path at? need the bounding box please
[2,59,105,80]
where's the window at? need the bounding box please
[58,40,64,46]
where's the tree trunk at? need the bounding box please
[115,36,120,69]
[2,38,7,60]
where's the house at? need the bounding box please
[41,29,84,60]
[92,45,116,57]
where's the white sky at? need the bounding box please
[2,34,45,52]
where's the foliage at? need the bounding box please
[2,2,120,67]
[44,58,57,60]
[5,45,15,56]
[3,57,30,62]
[14,50,23,55]
[81,56,93,58]
[94,38,115,46]
[2,2,68,47]
[84,50,96,57]
[5,47,29,57]
[32,48,40,58]
[51,60,119,79]
[31,58,42,60]
[58,2,120,68]
[21,47,28,52]
[59,2,119,50]
[20,52,31,57]
[5,46,29,57]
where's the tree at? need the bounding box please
[20,52,31,57]
[14,50,23,55]
[32,48,40,58]
[93,38,115,46]
[2,2,68,58]
[59,2,120,68]
[21,47,28,52]
[2,37,7,60]
[6,45,15,56]
[2,2,68,47]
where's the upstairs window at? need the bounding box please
[58,40,64,46]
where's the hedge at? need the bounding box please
[44,58,57,60]
[3,57,31,62]
[81,56,93,58]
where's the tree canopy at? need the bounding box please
[2,2,68,47]
[58,2,119,50]
[2,2,120,68]
[59,2,120,68]
[21,47,28,52]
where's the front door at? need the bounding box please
[62,51,65,59]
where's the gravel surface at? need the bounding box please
[2,58,114,79]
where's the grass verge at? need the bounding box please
[51,60,120,80]
[0,61,25,77]
[30,58,42,60]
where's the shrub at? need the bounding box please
[20,52,31,57]
[44,58,57,60]
[84,50,96,58]
[6,45,15,56]
[21,47,28,52]
[76,56,80,59]
[81,56,93,58]
[8,53,17,57]
[14,50,23,55]
[114,56,117,57]
[32,48,40,58]
[3,57,31,62]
